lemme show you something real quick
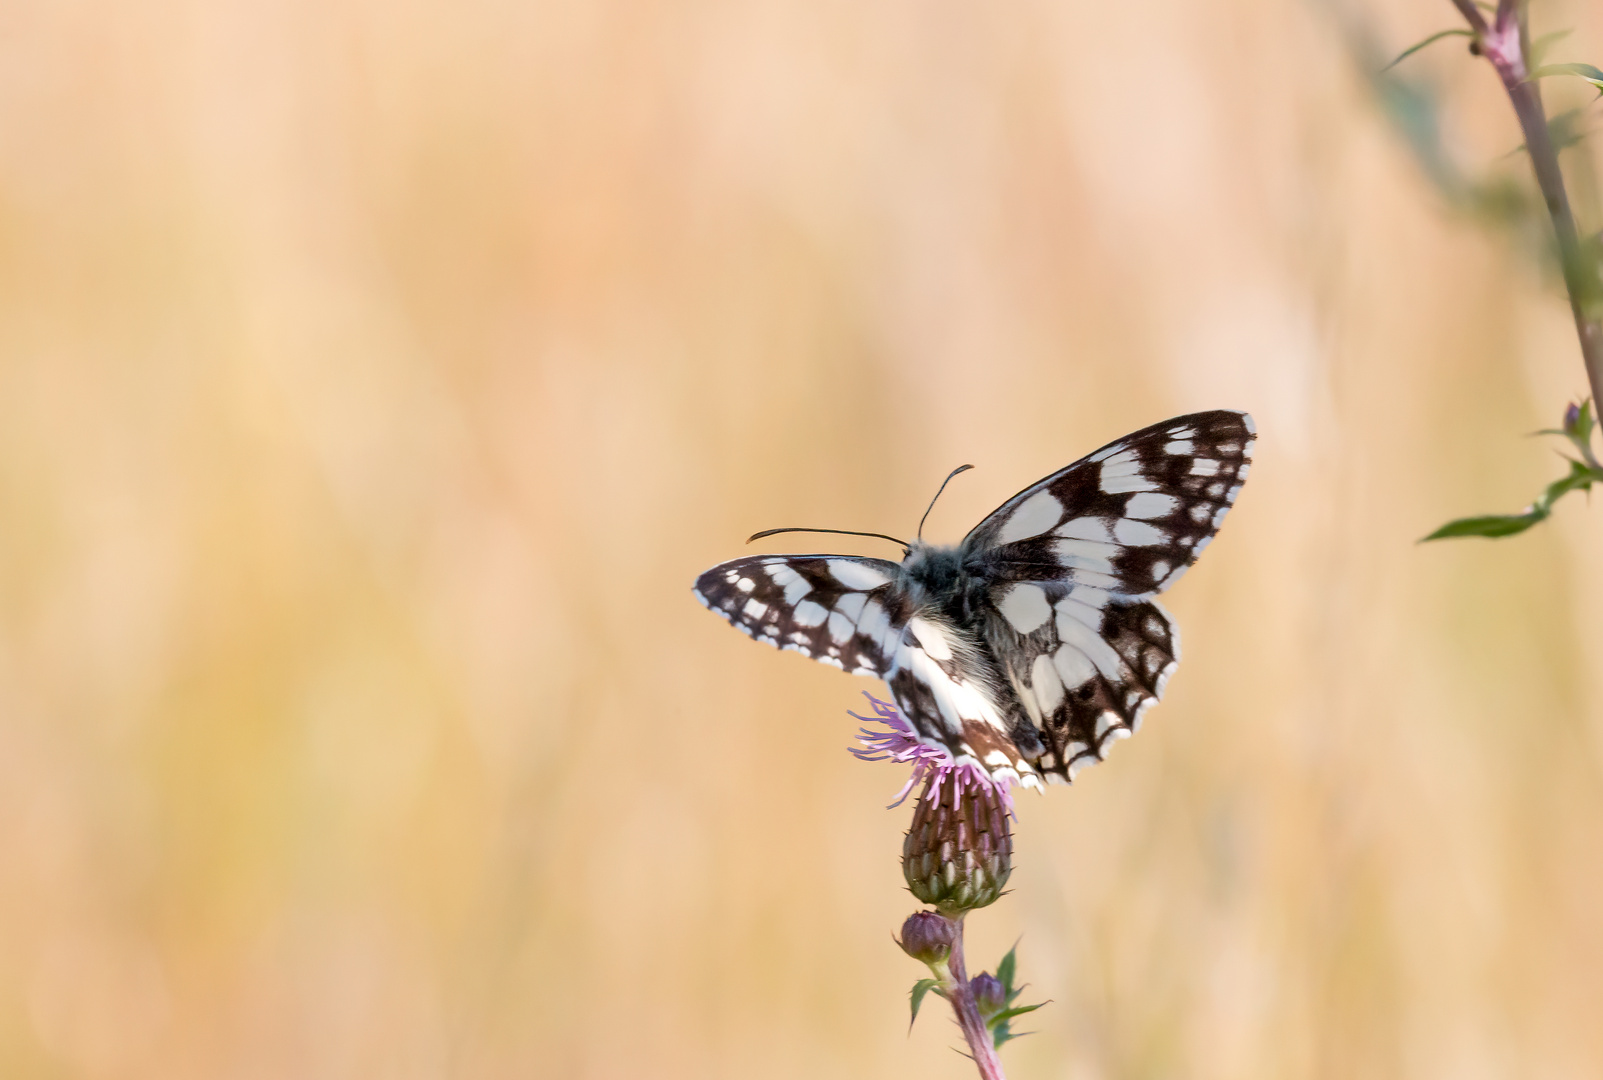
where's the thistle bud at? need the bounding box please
[902,769,1013,914]
[898,911,957,965]
[1564,401,1583,435]
[970,971,1006,1017]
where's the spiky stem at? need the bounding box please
[944,916,1007,1080]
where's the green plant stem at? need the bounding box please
[1449,0,1603,410]
[944,917,1007,1080]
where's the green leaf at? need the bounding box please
[1530,62,1603,95]
[989,1002,1047,1025]
[1421,460,1603,541]
[995,945,1018,998]
[985,944,1045,1049]
[909,979,943,1027]
[991,1011,1043,1049]
[1542,459,1600,503]
[1575,399,1597,445]
[1421,510,1547,540]
[978,941,1047,1048]
[1382,28,1474,72]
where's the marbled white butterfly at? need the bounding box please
[692,410,1255,789]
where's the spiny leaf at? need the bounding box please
[989,1002,1047,1025]
[992,1016,1041,1049]
[995,945,1018,997]
[1383,28,1474,72]
[984,944,1046,1049]
[909,979,943,1027]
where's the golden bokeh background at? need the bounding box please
[3,1,1602,1077]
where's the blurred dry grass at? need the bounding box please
[1,0,1602,1077]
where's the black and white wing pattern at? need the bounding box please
[693,409,1254,792]
[695,553,1034,785]
[963,410,1254,783]
[692,555,907,677]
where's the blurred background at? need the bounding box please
[2,0,1602,1077]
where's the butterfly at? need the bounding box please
[692,410,1255,789]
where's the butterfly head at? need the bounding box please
[899,540,965,603]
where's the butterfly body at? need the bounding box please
[693,411,1255,790]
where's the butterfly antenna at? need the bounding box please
[746,526,910,549]
[917,464,975,540]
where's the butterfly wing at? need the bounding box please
[692,555,906,677]
[963,410,1255,782]
[695,553,1042,787]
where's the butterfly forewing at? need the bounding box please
[692,555,907,676]
[963,410,1255,595]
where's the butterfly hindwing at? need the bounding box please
[981,591,1179,783]
[692,555,906,677]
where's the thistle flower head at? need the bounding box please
[850,694,1016,913]
[902,765,1015,913]
[849,694,1016,814]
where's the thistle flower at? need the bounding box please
[849,694,1015,915]
[849,694,1016,814]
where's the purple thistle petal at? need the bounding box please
[848,693,1016,814]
